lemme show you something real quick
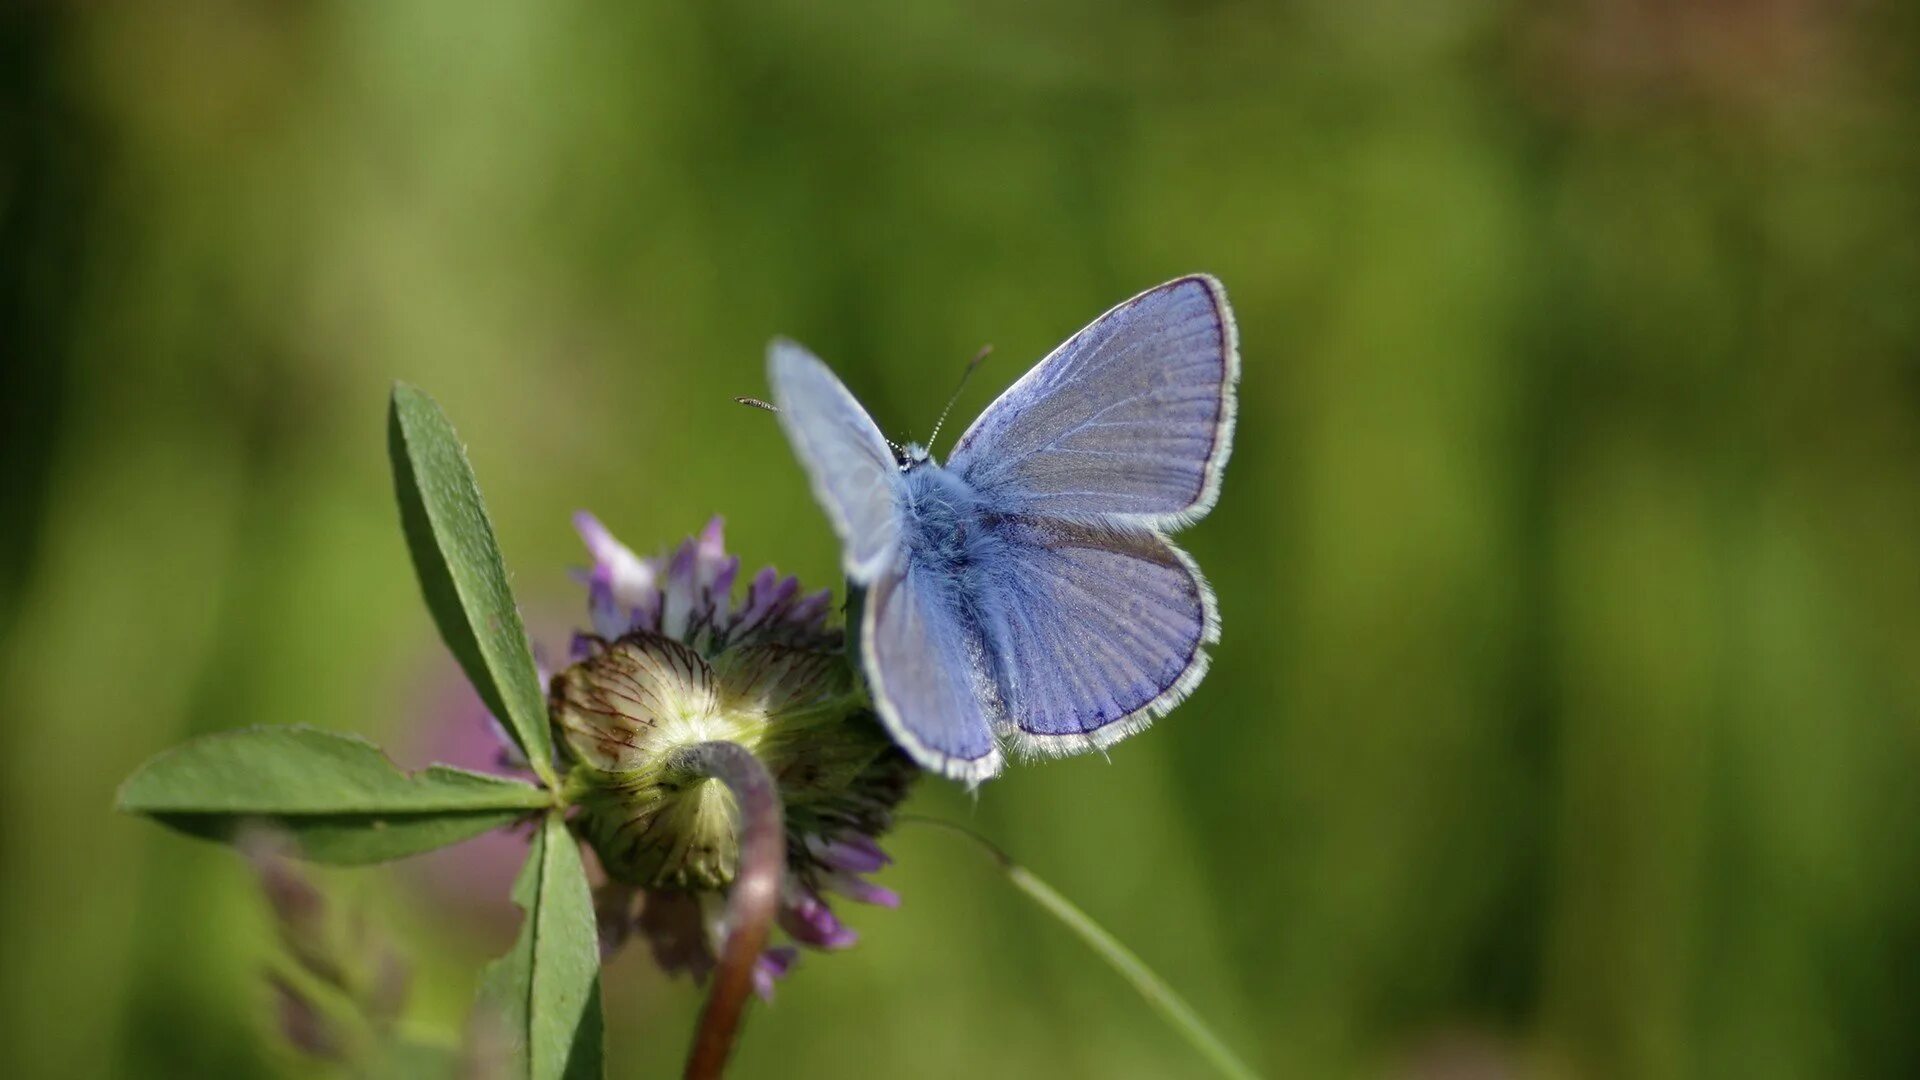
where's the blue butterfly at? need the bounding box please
[768,276,1238,782]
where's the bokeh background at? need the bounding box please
[6,2,1920,1077]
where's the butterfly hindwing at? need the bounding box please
[860,560,1003,782]
[978,518,1216,754]
[767,339,902,582]
[948,275,1238,529]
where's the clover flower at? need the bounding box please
[552,514,916,999]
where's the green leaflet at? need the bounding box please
[477,813,605,1080]
[145,808,533,865]
[389,383,557,788]
[116,726,549,864]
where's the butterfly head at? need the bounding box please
[896,441,932,471]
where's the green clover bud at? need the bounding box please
[554,516,918,999]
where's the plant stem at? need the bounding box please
[903,815,1261,1080]
[670,741,785,1080]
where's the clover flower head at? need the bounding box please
[553,514,915,999]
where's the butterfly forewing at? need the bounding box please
[947,275,1238,529]
[767,340,902,582]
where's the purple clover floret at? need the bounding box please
[752,947,799,1003]
[806,833,891,875]
[778,886,860,950]
[552,514,916,1000]
[572,513,835,656]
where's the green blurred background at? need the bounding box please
[6,2,1920,1077]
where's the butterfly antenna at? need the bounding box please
[928,344,992,449]
[734,396,779,413]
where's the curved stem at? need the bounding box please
[670,742,786,1080]
[902,815,1261,1080]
